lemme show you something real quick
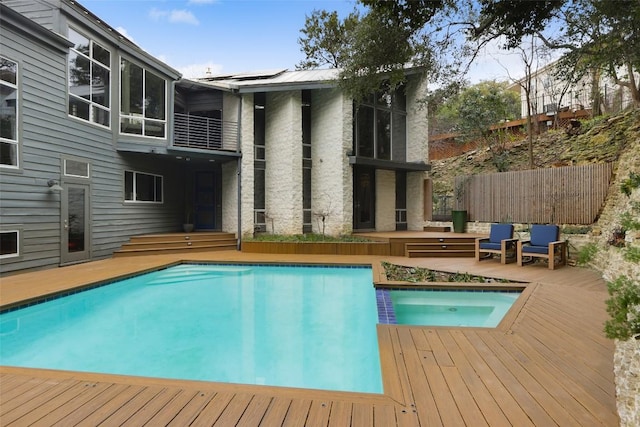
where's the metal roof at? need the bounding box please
[194,68,341,92]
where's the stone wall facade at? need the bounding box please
[230,72,430,237]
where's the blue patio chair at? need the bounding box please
[475,223,517,264]
[517,224,567,269]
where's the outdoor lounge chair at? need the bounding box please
[517,224,567,269]
[475,223,517,264]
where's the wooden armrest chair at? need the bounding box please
[475,223,517,264]
[517,224,567,270]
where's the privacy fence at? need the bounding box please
[455,162,614,225]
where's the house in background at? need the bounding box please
[517,59,638,119]
[0,0,429,275]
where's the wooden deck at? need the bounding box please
[0,250,618,426]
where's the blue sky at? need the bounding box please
[81,0,527,82]
[82,0,360,77]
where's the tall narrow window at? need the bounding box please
[120,58,166,138]
[68,28,110,127]
[253,93,266,232]
[354,88,406,161]
[0,57,18,168]
[302,90,312,233]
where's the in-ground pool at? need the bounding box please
[377,289,521,327]
[0,264,382,394]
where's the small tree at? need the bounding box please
[438,81,520,172]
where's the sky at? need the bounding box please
[81,0,528,82]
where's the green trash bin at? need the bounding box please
[451,210,467,233]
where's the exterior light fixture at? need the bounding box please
[47,179,63,192]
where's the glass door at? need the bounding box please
[354,167,376,230]
[61,182,90,264]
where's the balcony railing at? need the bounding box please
[173,113,239,152]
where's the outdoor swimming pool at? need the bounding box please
[0,264,382,394]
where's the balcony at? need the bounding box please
[173,113,239,152]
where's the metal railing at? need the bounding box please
[173,113,238,152]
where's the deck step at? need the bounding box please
[114,232,237,257]
[406,249,475,258]
[404,240,477,258]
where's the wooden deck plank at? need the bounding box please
[145,389,202,426]
[121,387,182,426]
[281,398,312,427]
[211,393,253,426]
[304,400,332,427]
[351,402,373,427]
[1,379,81,425]
[437,330,515,427]
[0,249,619,427]
[395,328,445,427]
[327,400,352,427]
[24,381,112,426]
[100,385,166,425]
[259,397,292,426]
[237,394,273,426]
[53,383,132,426]
[166,390,218,426]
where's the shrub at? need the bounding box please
[576,243,598,266]
[620,172,640,197]
[624,246,640,263]
[604,276,640,340]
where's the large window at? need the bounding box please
[120,58,166,138]
[68,28,110,127]
[124,170,163,203]
[355,89,406,161]
[0,230,19,259]
[0,57,18,168]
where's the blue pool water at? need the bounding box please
[0,264,382,393]
[381,289,520,327]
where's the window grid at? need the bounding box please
[120,58,167,138]
[124,170,163,203]
[0,56,18,168]
[355,90,407,161]
[68,28,111,128]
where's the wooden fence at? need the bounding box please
[455,162,614,224]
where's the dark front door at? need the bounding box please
[194,171,216,230]
[354,167,375,230]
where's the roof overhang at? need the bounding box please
[348,156,431,172]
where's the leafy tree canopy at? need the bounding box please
[298,0,639,105]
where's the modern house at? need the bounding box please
[0,0,430,275]
[516,59,639,118]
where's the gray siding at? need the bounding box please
[0,7,186,274]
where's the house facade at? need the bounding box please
[517,59,639,118]
[0,0,429,275]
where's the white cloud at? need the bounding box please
[115,26,135,43]
[149,8,199,25]
[179,62,224,79]
[188,0,217,4]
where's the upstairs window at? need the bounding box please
[0,57,18,168]
[120,59,166,138]
[68,28,111,127]
[354,89,406,161]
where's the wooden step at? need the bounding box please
[113,232,237,257]
[406,249,475,258]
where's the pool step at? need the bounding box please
[404,238,477,258]
[114,232,237,257]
